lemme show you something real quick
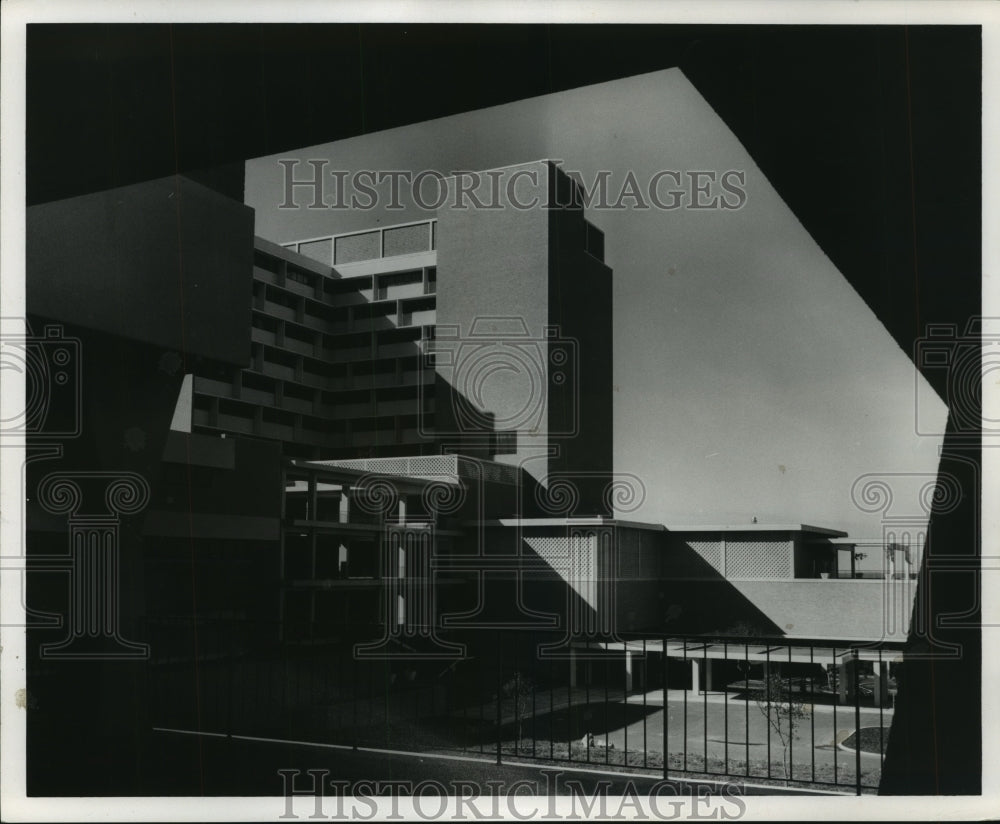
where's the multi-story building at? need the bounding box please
[24,154,921,674]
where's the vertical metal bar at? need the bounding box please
[383,657,390,749]
[341,642,347,734]
[703,645,708,772]
[463,659,469,753]
[586,654,591,764]
[723,641,729,775]
[662,636,668,781]
[787,644,794,782]
[352,654,358,751]
[369,655,375,729]
[251,632,266,732]
[810,645,816,784]
[532,646,537,759]
[324,637,331,739]
[624,643,630,768]
[495,635,503,765]
[281,633,288,734]
[744,642,750,777]
[513,639,519,759]
[765,645,771,779]
[682,639,688,771]
[567,652,574,763]
[227,621,235,738]
[604,655,610,765]
[479,653,485,756]
[642,640,648,770]
[854,649,862,795]
[878,649,885,770]
[832,647,838,786]
[549,655,554,761]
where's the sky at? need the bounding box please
[245,68,948,539]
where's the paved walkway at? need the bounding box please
[599,689,889,785]
[147,728,833,797]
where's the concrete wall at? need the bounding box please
[613,525,665,632]
[28,175,254,367]
[434,162,613,515]
[728,579,915,641]
[546,168,614,516]
[434,161,551,480]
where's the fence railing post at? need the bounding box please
[662,635,669,781]
[496,636,503,765]
[226,620,235,739]
[854,648,862,795]
[352,654,358,752]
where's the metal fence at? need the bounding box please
[144,619,903,794]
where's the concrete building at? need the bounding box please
[24,160,914,681]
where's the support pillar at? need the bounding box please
[874,661,890,707]
[837,659,855,704]
[691,659,701,696]
[307,474,317,521]
[624,650,633,693]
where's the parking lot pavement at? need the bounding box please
[605,693,888,783]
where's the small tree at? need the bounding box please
[501,671,534,747]
[752,669,810,783]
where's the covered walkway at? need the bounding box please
[571,638,903,707]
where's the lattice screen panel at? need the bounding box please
[525,536,570,572]
[413,455,457,475]
[724,539,792,579]
[525,533,597,609]
[474,461,519,485]
[687,540,723,573]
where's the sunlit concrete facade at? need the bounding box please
[26,164,916,652]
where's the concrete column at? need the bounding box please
[874,661,890,707]
[398,495,407,525]
[624,650,633,693]
[339,491,350,524]
[705,658,715,692]
[837,659,855,705]
[691,659,701,696]
[307,474,317,521]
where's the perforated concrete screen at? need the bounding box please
[725,538,792,579]
[570,532,597,609]
[687,539,723,574]
[297,238,333,266]
[384,223,432,258]
[335,231,380,264]
[525,532,597,609]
